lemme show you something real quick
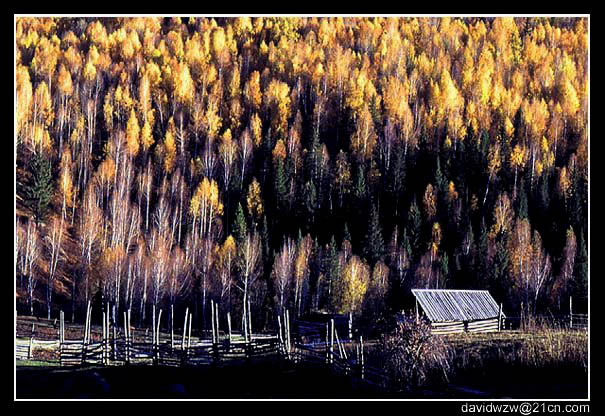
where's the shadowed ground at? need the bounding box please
[16,358,391,399]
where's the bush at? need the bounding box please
[376,314,452,392]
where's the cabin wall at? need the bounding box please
[430,318,500,335]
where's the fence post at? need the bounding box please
[82,301,91,365]
[106,304,110,365]
[360,335,365,380]
[569,296,573,329]
[112,304,117,361]
[128,308,132,359]
[329,319,334,365]
[170,304,174,353]
[152,305,156,365]
[211,300,216,345]
[227,312,232,345]
[325,322,329,363]
[102,310,106,366]
[181,308,189,351]
[348,312,353,339]
[180,308,188,366]
[187,312,192,352]
[156,309,163,364]
[124,311,129,364]
[277,315,284,357]
[211,300,219,362]
[285,309,291,358]
[243,302,248,343]
[215,302,220,345]
[247,300,253,342]
[29,327,34,360]
[498,303,503,331]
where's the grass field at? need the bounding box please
[363,327,588,399]
[445,329,588,399]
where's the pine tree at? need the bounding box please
[490,236,510,303]
[387,144,406,215]
[274,157,288,210]
[343,222,352,244]
[324,235,339,311]
[439,251,449,288]
[434,156,446,196]
[260,214,270,263]
[354,163,367,201]
[363,203,385,266]
[517,177,529,219]
[476,217,489,287]
[407,198,422,259]
[233,202,248,243]
[302,181,317,230]
[24,153,54,224]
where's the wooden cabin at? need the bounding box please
[411,289,505,334]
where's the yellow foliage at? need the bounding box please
[338,255,369,314]
[487,144,501,178]
[264,79,291,135]
[246,113,261,148]
[244,71,262,111]
[59,154,74,209]
[246,178,264,221]
[504,117,515,138]
[16,65,33,137]
[272,139,287,162]
[203,99,222,141]
[140,119,154,152]
[126,108,140,157]
[56,65,73,97]
[161,119,177,173]
[173,61,194,106]
[511,144,527,169]
[447,181,458,202]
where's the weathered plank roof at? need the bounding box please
[411,289,504,322]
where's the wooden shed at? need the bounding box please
[411,289,505,334]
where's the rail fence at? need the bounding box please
[501,314,588,331]
[16,305,392,392]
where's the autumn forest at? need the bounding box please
[15,17,588,335]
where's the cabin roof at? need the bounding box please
[411,289,504,322]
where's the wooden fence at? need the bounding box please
[52,301,285,367]
[291,318,391,390]
[570,313,588,330]
[17,305,392,392]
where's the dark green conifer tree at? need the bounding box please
[24,153,54,225]
[342,222,352,244]
[407,198,422,259]
[233,202,248,243]
[363,203,385,266]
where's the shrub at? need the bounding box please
[376,314,452,392]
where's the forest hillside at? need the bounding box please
[15,17,588,334]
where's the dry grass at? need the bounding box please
[445,328,588,372]
[364,321,588,396]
